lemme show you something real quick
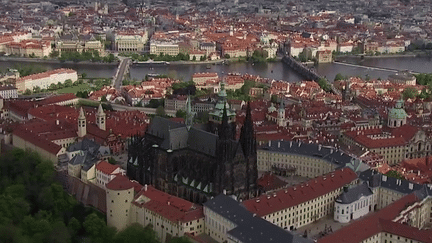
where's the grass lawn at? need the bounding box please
[56,83,92,94]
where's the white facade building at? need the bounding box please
[0,85,18,99]
[95,160,124,188]
[15,68,78,92]
[334,183,375,223]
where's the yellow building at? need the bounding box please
[258,140,354,178]
[115,31,148,53]
[150,41,179,56]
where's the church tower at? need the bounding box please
[215,105,234,195]
[388,99,407,128]
[96,104,106,131]
[78,107,87,138]
[185,95,195,130]
[277,99,286,127]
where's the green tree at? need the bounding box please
[67,217,81,236]
[108,157,116,165]
[23,89,32,95]
[176,109,187,119]
[224,54,230,59]
[101,95,108,102]
[168,236,193,243]
[50,50,59,58]
[156,105,166,116]
[81,72,87,79]
[33,86,41,93]
[402,86,417,100]
[334,73,346,81]
[84,213,107,242]
[385,170,404,180]
[192,56,196,61]
[114,223,158,243]
[64,79,73,88]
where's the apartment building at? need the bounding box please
[6,39,51,58]
[242,168,358,230]
[149,41,179,56]
[0,85,18,99]
[257,140,355,178]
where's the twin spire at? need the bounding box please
[77,104,106,138]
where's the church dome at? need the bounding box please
[388,100,407,120]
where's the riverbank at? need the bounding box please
[0,56,119,66]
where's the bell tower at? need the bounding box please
[78,107,87,138]
[96,104,106,131]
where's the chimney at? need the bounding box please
[278,141,280,148]
[269,140,271,147]
[408,183,413,190]
[382,175,387,181]
[56,120,59,125]
[168,201,170,205]
[223,189,226,195]
[144,184,148,191]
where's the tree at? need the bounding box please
[81,72,87,79]
[67,217,81,236]
[114,223,158,243]
[168,236,193,243]
[101,95,108,102]
[108,157,116,165]
[83,213,107,241]
[402,86,417,100]
[156,105,166,117]
[334,73,346,81]
[224,54,230,59]
[47,83,57,91]
[57,82,64,89]
[176,109,187,119]
[64,79,73,88]
[385,170,404,180]
[23,89,32,95]
[33,86,41,93]
[192,56,196,61]
[50,50,59,58]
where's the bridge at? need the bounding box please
[112,57,132,90]
[333,61,419,75]
[282,55,342,96]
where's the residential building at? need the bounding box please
[6,39,51,58]
[0,85,18,99]
[192,73,218,85]
[150,41,179,56]
[95,160,124,188]
[342,100,431,165]
[257,140,356,178]
[242,168,358,230]
[204,194,312,243]
[16,68,78,92]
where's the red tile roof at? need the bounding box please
[242,168,357,217]
[106,174,143,192]
[344,124,419,149]
[96,160,120,175]
[132,185,204,223]
[318,193,432,243]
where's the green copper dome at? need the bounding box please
[388,100,407,120]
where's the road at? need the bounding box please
[113,57,131,90]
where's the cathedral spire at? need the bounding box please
[219,104,232,140]
[240,102,255,157]
[186,95,194,130]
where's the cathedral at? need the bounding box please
[127,85,258,204]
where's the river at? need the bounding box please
[1,56,431,83]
